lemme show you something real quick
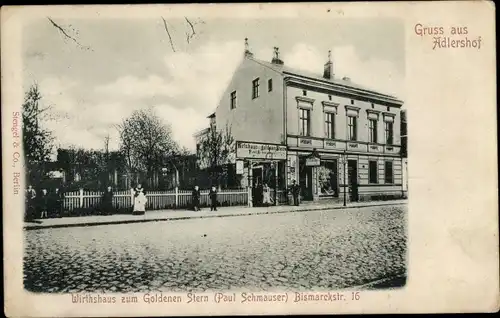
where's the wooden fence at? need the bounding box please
[63,188,249,214]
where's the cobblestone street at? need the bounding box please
[24,205,407,293]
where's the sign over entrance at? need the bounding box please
[236,141,287,160]
[306,157,321,166]
[305,148,321,166]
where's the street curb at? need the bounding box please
[24,201,407,231]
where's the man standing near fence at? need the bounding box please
[209,186,218,211]
[101,186,114,215]
[192,185,201,211]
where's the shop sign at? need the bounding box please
[236,141,287,160]
[306,157,321,166]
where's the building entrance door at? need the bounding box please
[252,167,263,206]
[347,160,359,202]
[299,165,313,201]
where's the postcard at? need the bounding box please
[2,2,498,316]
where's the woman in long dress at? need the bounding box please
[262,183,274,206]
[132,184,147,215]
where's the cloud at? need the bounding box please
[154,104,208,151]
[95,75,181,99]
[163,41,244,113]
[284,43,405,99]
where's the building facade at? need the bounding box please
[197,40,405,204]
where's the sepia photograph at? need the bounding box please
[21,15,408,295]
[3,2,497,316]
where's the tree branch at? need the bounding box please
[47,17,91,50]
[161,17,176,52]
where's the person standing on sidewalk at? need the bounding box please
[25,185,37,221]
[38,188,49,219]
[50,187,63,218]
[262,183,273,206]
[192,185,201,211]
[132,183,147,215]
[209,186,218,211]
[290,180,300,206]
[101,186,114,215]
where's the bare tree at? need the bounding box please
[198,123,235,186]
[117,108,179,188]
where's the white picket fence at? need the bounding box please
[63,188,249,213]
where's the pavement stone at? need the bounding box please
[24,204,407,293]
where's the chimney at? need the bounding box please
[323,50,333,79]
[244,38,254,58]
[271,47,284,65]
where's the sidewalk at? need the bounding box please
[24,199,408,230]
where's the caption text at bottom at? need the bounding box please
[72,291,362,304]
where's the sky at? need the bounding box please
[23,17,405,154]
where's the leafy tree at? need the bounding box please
[22,84,55,185]
[117,108,179,188]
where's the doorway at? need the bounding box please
[347,160,359,202]
[299,164,313,201]
[252,166,263,206]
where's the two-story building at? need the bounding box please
[197,39,405,204]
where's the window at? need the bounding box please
[302,90,307,96]
[252,78,260,99]
[369,119,378,143]
[347,116,357,141]
[328,95,332,101]
[369,161,378,184]
[324,112,335,139]
[268,79,273,92]
[385,121,394,145]
[351,99,354,105]
[299,108,310,136]
[387,106,390,111]
[230,91,237,109]
[384,161,393,183]
[371,103,374,109]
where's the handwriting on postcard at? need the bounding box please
[71,291,362,304]
[414,24,482,50]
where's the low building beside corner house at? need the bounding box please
[195,39,405,203]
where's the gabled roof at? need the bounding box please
[248,57,402,104]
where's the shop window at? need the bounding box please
[369,119,378,143]
[299,108,310,136]
[324,112,335,139]
[317,161,339,197]
[347,116,357,141]
[369,161,378,183]
[385,161,393,184]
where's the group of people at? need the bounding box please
[25,185,64,221]
[100,184,148,216]
[252,182,274,207]
[191,185,218,211]
[24,180,302,221]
